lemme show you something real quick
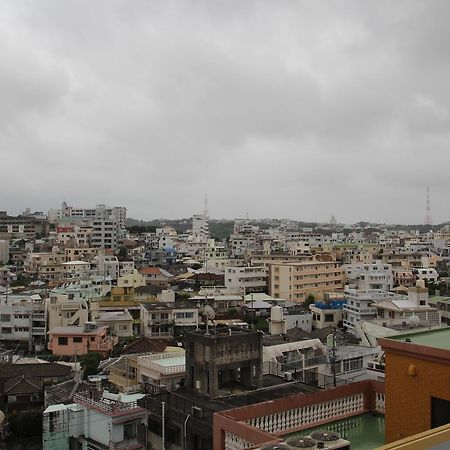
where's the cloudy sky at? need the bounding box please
[1,1,449,224]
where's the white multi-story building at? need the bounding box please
[192,214,209,241]
[0,293,47,351]
[49,203,127,228]
[91,206,118,249]
[344,261,393,291]
[225,266,267,293]
[42,390,145,450]
[342,288,393,333]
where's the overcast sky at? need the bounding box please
[1,1,449,224]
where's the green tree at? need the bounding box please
[80,352,101,379]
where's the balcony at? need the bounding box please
[110,438,143,450]
[73,392,145,417]
[32,327,46,335]
[90,336,118,352]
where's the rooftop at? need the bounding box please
[284,413,385,450]
[48,325,106,336]
[387,327,450,351]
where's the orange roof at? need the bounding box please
[139,267,161,275]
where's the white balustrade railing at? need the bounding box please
[375,392,385,413]
[246,393,365,435]
[224,431,254,450]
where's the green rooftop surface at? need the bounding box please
[153,355,185,367]
[388,327,450,351]
[284,413,385,450]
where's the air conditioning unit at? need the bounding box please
[191,406,204,419]
[283,372,293,381]
[308,431,350,449]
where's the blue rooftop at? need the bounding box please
[313,299,346,310]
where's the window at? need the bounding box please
[73,337,82,343]
[1,315,11,322]
[58,337,68,345]
[343,356,363,372]
[324,314,334,322]
[1,328,11,334]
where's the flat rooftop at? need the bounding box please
[284,413,385,450]
[387,327,450,351]
[153,355,185,367]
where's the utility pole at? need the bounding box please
[161,401,166,450]
[327,330,337,388]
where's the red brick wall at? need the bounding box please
[385,351,450,443]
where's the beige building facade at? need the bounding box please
[268,258,344,302]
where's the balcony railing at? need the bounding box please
[73,393,144,416]
[110,438,142,450]
[32,327,46,335]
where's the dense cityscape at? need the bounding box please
[0,202,449,449]
[3,1,450,448]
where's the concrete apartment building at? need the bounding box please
[225,266,267,293]
[0,293,47,351]
[0,212,50,239]
[91,206,118,249]
[268,257,344,302]
[344,260,393,291]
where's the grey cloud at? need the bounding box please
[1,0,450,223]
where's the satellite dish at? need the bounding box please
[0,410,5,424]
[409,315,420,328]
[202,305,215,320]
[200,305,215,335]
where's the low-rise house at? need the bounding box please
[393,269,415,287]
[263,339,327,384]
[0,362,71,412]
[244,300,272,317]
[140,303,199,338]
[137,348,186,391]
[309,298,345,330]
[139,266,173,288]
[96,310,133,338]
[428,295,450,325]
[269,305,313,335]
[412,267,439,283]
[373,280,441,328]
[47,323,118,357]
[43,389,146,450]
[61,260,92,280]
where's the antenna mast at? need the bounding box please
[424,185,432,226]
[204,193,209,217]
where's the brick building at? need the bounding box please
[380,328,450,443]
